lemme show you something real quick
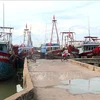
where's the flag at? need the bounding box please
[68,32,71,37]
[26,24,27,29]
[53,15,55,20]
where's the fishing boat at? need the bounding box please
[76,16,100,58]
[60,31,80,58]
[62,16,100,58]
[40,43,61,59]
[0,3,23,80]
[63,32,100,58]
[0,26,17,80]
[18,24,35,60]
[76,36,100,58]
[40,15,62,59]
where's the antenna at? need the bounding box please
[44,22,47,44]
[88,16,90,40]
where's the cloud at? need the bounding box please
[0,1,100,46]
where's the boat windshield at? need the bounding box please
[0,44,7,53]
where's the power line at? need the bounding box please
[12,34,23,40]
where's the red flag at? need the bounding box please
[53,15,55,20]
[26,24,27,29]
[68,32,71,37]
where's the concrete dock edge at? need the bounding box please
[68,59,100,72]
[5,58,34,100]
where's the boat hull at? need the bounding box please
[0,52,16,80]
[45,49,62,59]
[0,61,15,80]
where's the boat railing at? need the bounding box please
[83,41,100,44]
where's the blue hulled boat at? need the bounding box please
[0,27,16,80]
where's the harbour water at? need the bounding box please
[0,75,23,100]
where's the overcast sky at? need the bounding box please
[0,1,100,47]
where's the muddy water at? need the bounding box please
[0,76,22,100]
[54,77,100,94]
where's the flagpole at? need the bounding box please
[88,16,90,41]
[3,3,5,40]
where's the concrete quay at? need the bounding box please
[28,59,100,100]
[5,58,35,100]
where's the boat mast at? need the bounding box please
[3,3,5,28]
[50,15,60,45]
[44,23,47,44]
[3,3,6,40]
[88,16,90,41]
[24,24,33,47]
[24,24,29,45]
[0,3,13,51]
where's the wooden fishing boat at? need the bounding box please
[41,43,61,59]
[76,36,100,58]
[17,25,36,60]
[0,27,17,80]
[40,15,62,59]
[0,3,22,80]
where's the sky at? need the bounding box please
[0,1,100,47]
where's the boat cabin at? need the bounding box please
[41,43,60,54]
[0,41,9,53]
[77,36,100,55]
[77,44,99,54]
